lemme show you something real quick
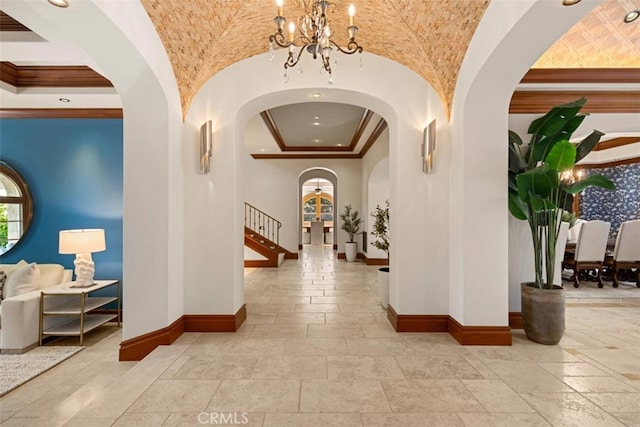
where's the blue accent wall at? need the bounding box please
[580,162,640,238]
[0,118,123,299]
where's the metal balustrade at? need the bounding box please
[245,202,282,249]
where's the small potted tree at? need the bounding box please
[340,204,362,262]
[371,201,389,308]
[509,97,614,344]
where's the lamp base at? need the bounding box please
[74,253,95,287]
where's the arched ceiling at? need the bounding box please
[140,0,490,116]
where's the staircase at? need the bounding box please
[244,203,295,267]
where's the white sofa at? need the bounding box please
[0,261,72,353]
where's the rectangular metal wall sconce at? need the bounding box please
[200,120,213,173]
[422,119,436,173]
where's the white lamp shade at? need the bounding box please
[59,229,106,254]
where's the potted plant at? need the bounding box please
[509,97,614,344]
[340,204,362,262]
[371,200,390,308]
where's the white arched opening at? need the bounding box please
[299,168,338,248]
[366,158,389,259]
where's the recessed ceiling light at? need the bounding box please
[312,93,321,98]
[336,143,342,146]
[313,122,320,126]
[260,148,266,152]
[314,116,319,119]
[561,0,581,5]
[59,97,70,103]
[624,10,639,23]
[48,0,69,7]
[313,139,321,143]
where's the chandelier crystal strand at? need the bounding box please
[269,0,363,78]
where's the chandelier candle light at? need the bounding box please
[269,0,363,82]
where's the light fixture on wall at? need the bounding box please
[421,119,436,173]
[200,120,213,174]
[269,0,363,83]
[59,229,106,287]
[47,0,69,7]
[314,178,322,194]
[561,0,582,5]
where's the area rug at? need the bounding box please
[0,346,83,397]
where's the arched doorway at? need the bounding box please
[298,168,338,249]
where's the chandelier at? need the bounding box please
[269,0,363,81]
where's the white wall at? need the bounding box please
[361,128,390,258]
[366,158,389,260]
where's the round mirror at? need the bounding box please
[0,161,34,256]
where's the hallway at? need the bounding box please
[1,247,639,426]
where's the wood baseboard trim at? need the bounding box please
[284,252,299,259]
[244,259,271,268]
[366,257,389,266]
[387,305,449,332]
[448,317,512,346]
[509,312,523,329]
[119,316,184,361]
[387,306,512,345]
[337,252,366,261]
[119,305,247,361]
[184,304,247,332]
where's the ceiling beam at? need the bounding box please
[592,137,640,152]
[0,62,112,88]
[358,119,388,158]
[510,91,640,114]
[348,109,373,151]
[521,68,640,84]
[0,108,123,118]
[0,11,30,32]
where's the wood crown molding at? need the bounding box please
[119,305,247,361]
[576,156,640,169]
[0,12,31,31]
[521,68,640,84]
[592,137,639,152]
[0,109,123,119]
[0,62,112,88]
[510,91,640,114]
[388,305,513,345]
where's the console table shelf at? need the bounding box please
[39,280,120,346]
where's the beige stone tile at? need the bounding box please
[457,413,552,426]
[578,348,640,376]
[269,296,311,304]
[207,380,300,413]
[300,380,390,412]
[164,412,265,426]
[252,355,327,379]
[308,324,365,338]
[112,412,169,426]
[361,323,400,338]
[461,379,535,413]
[246,303,296,313]
[346,338,408,355]
[10,384,83,418]
[250,324,308,338]
[325,312,377,324]
[266,290,325,297]
[611,412,640,427]
[521,392,625,426]
[395,355,483,379]
[324,290,377,297]
[170,354,258,379]
[294,303,339,313]
[64,418,117,426]
[361,413,465,427]
[312,296,380,304]
[127,380,220,413]
[563,376,637,392]
[466,346,532,362]
[244,313,277,324]
[484,361,574,393]
[339,303,386,313]
[218,338,285,355]
[275,312,325,324]
[382,379,484,412]
[284,338,349,355]
[245,296,271,304]
[263,413,362,426]
[327,356,405,380]
[540,362,609,377]
[583,392,640,412]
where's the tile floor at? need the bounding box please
[1,246,639,426]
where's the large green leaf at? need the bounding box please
[529,194,556,213]
[575,130,605,162]
[527,97,586,135]
[517,166,557,201]
[509,144,524,173]
[509,190,528,220]
[567,174,615,194]
[546,140,576,171]
[509,130,523,146]
[564,115,586,134]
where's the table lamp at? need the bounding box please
[59,229,106,287]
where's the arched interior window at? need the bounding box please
[0,161,34,255]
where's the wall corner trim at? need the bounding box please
[118,305,247,361]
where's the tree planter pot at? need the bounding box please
[378,267,389,309]
[521,282,565,345]
[345,242,357,262]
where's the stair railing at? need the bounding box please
[245,202,282,248]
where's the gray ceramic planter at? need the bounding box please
[521,282,565,345]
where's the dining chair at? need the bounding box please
[605,219,640,288]
[563,220,611,288]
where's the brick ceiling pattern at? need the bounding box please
[141,0,489,117]
[534,0,640,68]
[141,0,638,117]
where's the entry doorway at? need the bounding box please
[301,178,334,246]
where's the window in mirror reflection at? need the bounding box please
[0,161,34,256]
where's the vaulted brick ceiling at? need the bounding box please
[141,0,639,117]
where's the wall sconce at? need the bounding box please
[200,120,213,173]
[59,229,106,287]
[421,119,436,173]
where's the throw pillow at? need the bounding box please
[0,270,5,302]
[38,264,65,288]
[4,262,40,299]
